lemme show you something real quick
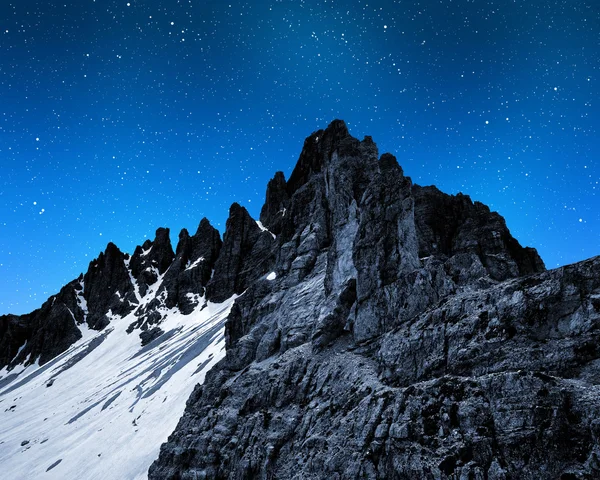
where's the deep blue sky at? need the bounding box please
[1,0,598,315]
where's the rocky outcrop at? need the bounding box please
[164,218,222,313]
[206,203,276,303]
[148,120,599,480]
[0,241,140,369]
[0,279,85,369]
[2,119,594,479]
[259,171,289,236]
[0,223,215,367]
[83,242,136,329]
[130,219,223,334]
[129,227,175,297]
[352,153,420,342]
[413,185,545,282]
[1,203,276,366]
[149,253,600,480]
[0,314,32,368]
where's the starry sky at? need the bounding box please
[1,0,598,315]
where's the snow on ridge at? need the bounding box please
[185,256,205,272]
[76,282,88,316]
[256,221,276,239]
[124,257,142,304]
[0,296,236,480]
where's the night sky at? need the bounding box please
[1,0,598,315]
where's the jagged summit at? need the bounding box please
[148,121,597,480]
[4,121,597,480]
[286,118,350,194]
[0,119,544,371]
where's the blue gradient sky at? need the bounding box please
[1,0,598,314]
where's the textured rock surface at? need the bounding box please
[259,171,289,236]
[0,241,139,369]
[150,256,600,480]
[412,185,545,282]
[206,203,276,303]
[149,120,600,480]
[0,279,84,369]
[0,204,265,366]
[83,242,137,329]
[129,227,175,298]
[165,218,223,313]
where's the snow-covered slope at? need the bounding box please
[0,297,235,480]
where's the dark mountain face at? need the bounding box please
[141,120,595,480]
[2,120,598,480]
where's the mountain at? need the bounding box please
[2,120,599,480]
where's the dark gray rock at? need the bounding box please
[1,242,139,369]
[84,242,136,329]
[0,220,215,368]
[286,118,351,195]
[0,278,84,369]
[259,171,289,236]
[352,153,420,343]
[131,218,223,331]
[129,228,175,298]
[149,121,597,480]
[0,119,594,479]
[206,203,275,303]
[149,258,600,480]
[139,327,164,346]
[413,184,546,282]
[168,219,222,314]
[0,313,34,369]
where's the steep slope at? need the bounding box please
[149,121,600,480]
[0,293,234,479]
[0,214,269,479]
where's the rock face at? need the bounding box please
[259,171,289,236]
[0,279,84,369]
[129,227,175,298]
[84,242,137,329]
[163,218,223,313]
[0,241,139,369]
[412,185,545,282]
[148,120,600,480]
[129,220,223,333]
[206,203,276,303]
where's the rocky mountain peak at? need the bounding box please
[145,122,599,480]
[259,171,289,235]
[149,227,175,274]
[175,230,190,262]
[206,203,275,303]
[83,242,135,329]
[286,119,351,195]
[161,218,222,314]
[129,227,175,297]
[3,121,598,480]
[379,151,403,174]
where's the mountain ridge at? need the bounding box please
[3,120,598,479]
[1,119,543,374]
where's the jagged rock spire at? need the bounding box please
[259,171,289,235]
[206,203,275,303]
[84,242,136,329]
[162,218,223,314]
[286,119,350,195]
[129,228,175,297]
